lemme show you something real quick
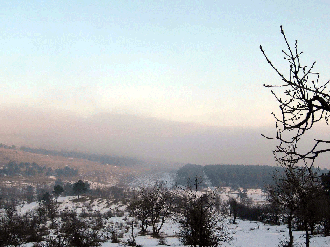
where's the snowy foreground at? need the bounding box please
[99,219,330,247]
[18,196,330,247]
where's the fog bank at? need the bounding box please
[0,106,328,168]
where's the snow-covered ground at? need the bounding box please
[6,169,330,247]
[99,218,330,247]
[129,171,177,189]
[16,195,330,247]
[223,220,330,247]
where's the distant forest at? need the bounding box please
[19,146,142,167]
[0,161,78,177]
[176,164,329,189]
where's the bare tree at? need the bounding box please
[128,183,172,237]
[260,26,330,167]
[269,164,309,246]
[128,191,151,234]
[268,152,326,247]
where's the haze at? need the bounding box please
[0,1,329,167]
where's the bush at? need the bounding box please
[179,192,226,247]
[59,210,104,246]
[0,206,48,246]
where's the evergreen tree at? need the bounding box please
[72,180,89,199]
[53,184,64,200]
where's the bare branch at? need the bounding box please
[261,26,330,168]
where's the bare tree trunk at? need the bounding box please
[288,212,294,247]
[131,221,135,243]
[304,220,310,247]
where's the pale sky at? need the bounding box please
[0,1,329,166]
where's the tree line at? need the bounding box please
[0,161,78,178]
[176,163,329,189]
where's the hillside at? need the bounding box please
[0,146,146,187]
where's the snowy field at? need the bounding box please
[16,195,330,247]
[98,219,330,247]
[6,169,329,247]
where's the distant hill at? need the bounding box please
[176,164,329,189]
[0,144,181,188]
[203,164,278,189]
[0,145,141,187]
[19,146,143,167]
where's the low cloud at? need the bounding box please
[1,106,327,167]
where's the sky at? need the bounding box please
[0,0,329,166]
